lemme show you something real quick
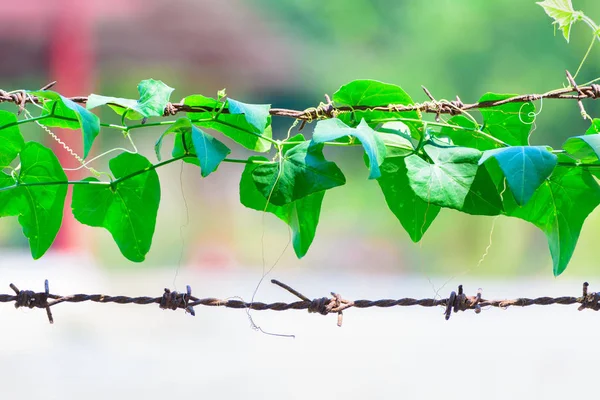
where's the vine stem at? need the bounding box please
[111,155,188,185]
[102,117,280,146]
[0,179,107,193]
[0,156,270,193]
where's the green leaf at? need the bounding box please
[334,79,416,109]
[479,146,557,205]
[479,93,535,146]
[461,161,504,216]
[585,119,600,135]
[377,122,415,157]
[377,156,440,242]
[563,134,600,164]
[227,98,271,132]
[313,118,386,179]
[405,145,481,210]
[87,79,174,120]
[0,110,25,168]
[155,118,230,177]
[185,95,272,152]
[30,90,100,159]
[240,156,324,258]
[0,172,21,217]
[17,142,68,259]
[333,79,420,124]
[439,115,502,151]
[537,0,583,42]
[251,137,346,206]
[171,133,200,168]
[72,153,160,262]
[506,166,600,275]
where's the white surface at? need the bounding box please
[0,254,595,399]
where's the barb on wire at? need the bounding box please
[1,71,599,121]
[1,279,599,326]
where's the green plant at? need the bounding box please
[0,1,598,276]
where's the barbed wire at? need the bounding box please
[1,279,598,326]
[0,71,598,122]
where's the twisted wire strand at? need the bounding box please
[1,71,599,122]
[1,280,598,326]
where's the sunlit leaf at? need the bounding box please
[16,142,67,259]
[479,93,535,146]
[585,119,600,135]
[87,79,174,120]
[537,0,583,42]
[72,153,160,262]
[333,79,420,126]
[406,145,481,210]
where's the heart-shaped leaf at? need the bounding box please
[72,153,160,262]
[251,136,346,206]
[240,156,324,258]
[479,146,557,205]
[14,142,67,259]
[333,79,420,128]
[405,145,482,210]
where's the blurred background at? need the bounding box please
[1,0,600,399]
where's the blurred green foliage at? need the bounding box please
[2,0,600,277]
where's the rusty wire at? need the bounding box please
[0,71,599,121]
[1,279,599,326]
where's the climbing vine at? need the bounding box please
[0,1,599,275]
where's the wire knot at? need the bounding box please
[584,84,600,99]
[271,279,353,327]
[578,282,600,311]
[10,280,54,324]
[308,296,331,315]
[0,89,28,114]
[444,285,482,320]
[163,102,178,116]
[446,96,465,115]
[159,285,195,316]
[308,292,352,327]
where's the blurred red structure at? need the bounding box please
[1,0,294,258]
[3,0,141,251]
